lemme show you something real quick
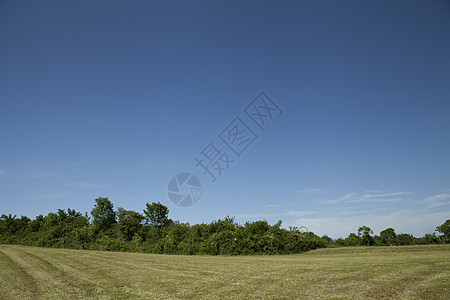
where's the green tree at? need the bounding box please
[321,235,334,246]
[345,233,360,246]
[0,214,30,239]
[91,197,116,232]
[380,228,396,246]
[436,219,450,243]
[335,237,346,246]
[358,226,374,246]
[245,220,270,235]
[28,214,44,233]
[143,202,171,227]
[419,233,440,244]
[396,233,415,245]
[117,208,144,241]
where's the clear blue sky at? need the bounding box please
[1,0,449,238]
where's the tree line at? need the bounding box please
[1,197,449,255]
[328,223,449,247]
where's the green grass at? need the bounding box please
[0,244,448,299]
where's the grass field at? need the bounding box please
[0,244,448,299]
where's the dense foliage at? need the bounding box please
[0,197,448,255]
[332,225,446,247]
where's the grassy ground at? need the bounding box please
[0,244,448,299]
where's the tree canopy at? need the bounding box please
[91,197,116,232]
[143,202,171,227]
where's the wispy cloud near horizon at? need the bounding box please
[328,191,411,204]
[422,193,450,208]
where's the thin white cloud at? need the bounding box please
[326,192,356,203]
[362,192,411,199]
[0,170,5,178]
[328,191,410,204]
[339,192,356,201]
[348,197,403,203]
[284,210,315,217]
[365,189,382,193]
[422,193,450,208]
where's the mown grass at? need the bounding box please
[0,244,448,299]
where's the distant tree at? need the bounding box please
[0,214,30,236]
[335,237,346,246]
[321,235,334,246]
[0,214,17,236]
[380,228,396,246]
[270,220,283,233]
[245,220,270,235]
[436,219,450,243]
[345,233,360,246]
[117,208,144,241]
[358,226,374,246]
[419,233,441,245]
[91,197,116,231]
[143,202,171,227]
[28,214,44,232]
[396,233,415,245]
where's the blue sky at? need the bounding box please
[1,0,449,238]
